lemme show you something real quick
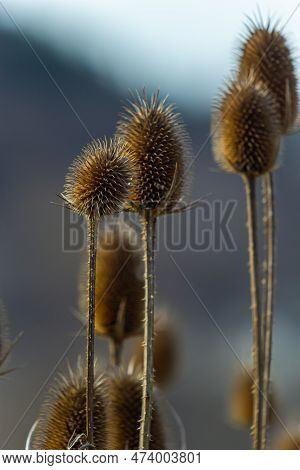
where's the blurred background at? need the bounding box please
[0,0,300,449]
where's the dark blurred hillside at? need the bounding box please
[0,28,299,450]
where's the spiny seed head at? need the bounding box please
[130,315,177,386]
[117,91,190,212]
[106,372,166,449]
[230,368,276,427]
[32,364,106,450]
[213,76,280,176]
[238,17,298,133]
[62,137,132,218]
[80,224,143,342]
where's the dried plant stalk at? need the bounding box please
[236,16,298,449]
[243,175,263,449]
[62,137,132,447]
[261,172,275,449]
[139,210,156,450]
[79,224,144,368]
[230,367,276,428]
[86,214,97,446]
[130,314,178,386]
[212,75,281,449]
[117,91,188,449]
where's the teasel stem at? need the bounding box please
[139,209,156,450]
[243,175,263,450]
[261,172,275,449]
[86,213,98,447]
[109,339,122,367]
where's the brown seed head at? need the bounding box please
[32,364,106,450]
[130,315,178,386]
[238,18,298,133]
[63,137,132,218]
[80,224,144,342]
[213,76,280,176]
[106,372,166,449]
[117,91,190,212]
[230,368,276,427]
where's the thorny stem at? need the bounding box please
[139,210,156,450]
[243,175,263,450]
[261,172,275,449]
[86,214,98,448]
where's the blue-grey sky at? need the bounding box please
[1,0,300,110]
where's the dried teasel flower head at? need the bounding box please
[32,362,107,450]
[80,223,144,343]
[129,313,178,386]
[62,137,133,218]
[212,75,280,177]
[106,371,166,449]
[117,91,191,213]
[230,368,276,427]
[238,16,298,134]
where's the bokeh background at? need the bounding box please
[0,0,300,449]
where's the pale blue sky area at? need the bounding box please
[1,0,300,110]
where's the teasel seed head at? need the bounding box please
[129,314,178,386]
[106,372,166,449]
[62,137,133,218]
[238,17,298,134]
[32,363,107,450]
[117,91,190,213]
[230,368,276,427]
[80,223,144,344]
[212,75,280,176]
